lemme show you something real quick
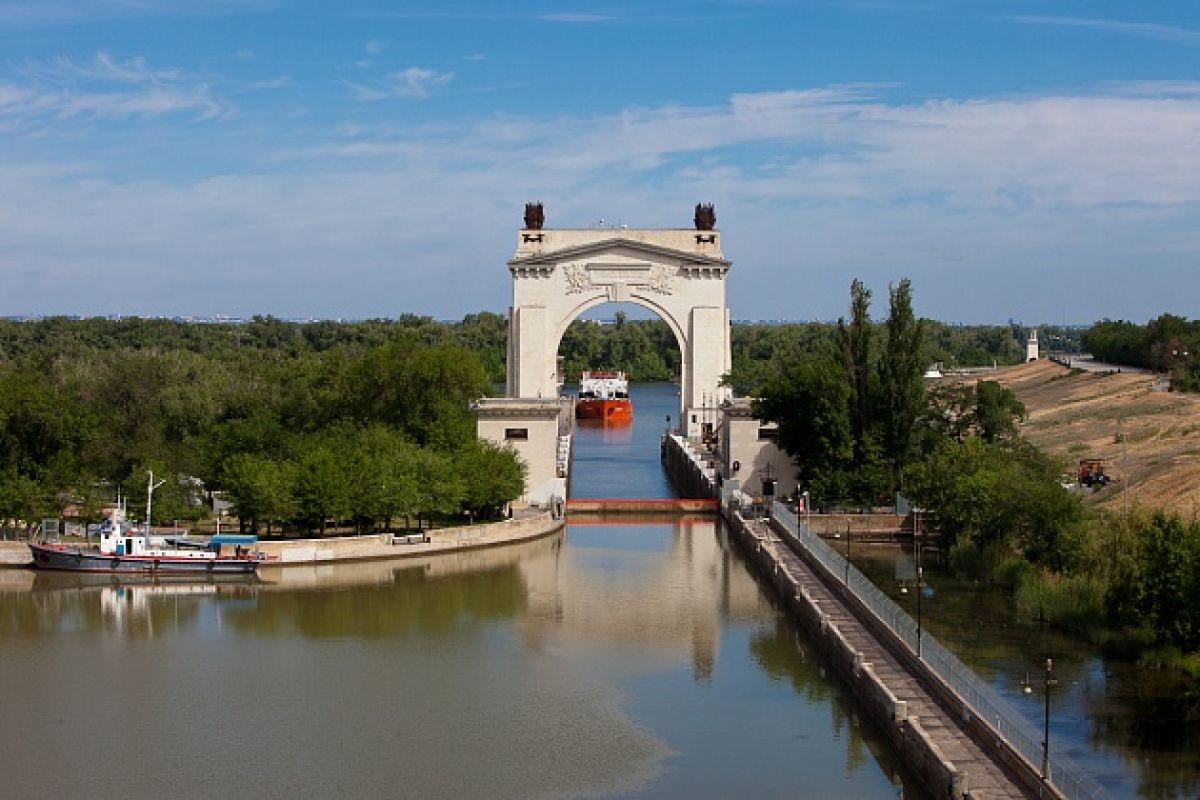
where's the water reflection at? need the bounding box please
[853,545,1200,800]
[575,418,634,444]
[0,520,929,799]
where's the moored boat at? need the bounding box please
[576,370,633,422]
[28,472,265,575]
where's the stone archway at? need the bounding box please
[506,215,732,437]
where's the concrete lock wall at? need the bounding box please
[765,513,1061,800]
[723,510,969,800]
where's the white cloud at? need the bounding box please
[0,51,260,123]
[4,83,1200,321]
[365,39,387,55]
[349,67,454,100]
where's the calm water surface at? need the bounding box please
[1,383,925,799]
[852,546,1200,800]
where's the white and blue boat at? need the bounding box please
[28,472,265,575]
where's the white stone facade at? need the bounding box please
[718,398,798,500]
[472,398,565,507]
[507,226,732,438]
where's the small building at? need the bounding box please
[473,397,568,508]
[1026,329,1039,362]
[717,398,797,500]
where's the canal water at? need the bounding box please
[0,382,927,799]
[852,547,1200,800]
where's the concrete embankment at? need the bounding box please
[0,512,564,569]
[726,510,1039,800]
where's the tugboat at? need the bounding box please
[576,370,633,422]
[27,472,265,575]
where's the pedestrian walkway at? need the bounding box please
[744,516,1034,799]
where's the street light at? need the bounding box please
[801,490,811,533]
[915,566,925,658]
[1022,657,1057,781]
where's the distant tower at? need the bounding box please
[1026,329,1039,362]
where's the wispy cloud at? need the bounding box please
[348,67,454,100]
[1006,15,1200,45]
[365,39,387,55]
[5,82,1200,321]
[2,51,233,121]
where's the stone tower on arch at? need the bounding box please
[506,204,733,437]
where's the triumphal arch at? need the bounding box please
[506,203,732,435]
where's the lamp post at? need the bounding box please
[802,490,811,533]
[1022,657,1057,781]
[844,521,851,585]
[915,565,924,658]
[914,512,924,658]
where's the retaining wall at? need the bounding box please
[659,434,719,499]
[724,510,969,799]
[0,513,564,569]
[767,516,1058,800]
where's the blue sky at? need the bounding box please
[2,1,1199,324]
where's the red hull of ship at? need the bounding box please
[576,398,632,422]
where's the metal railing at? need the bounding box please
[771,502,1112,800]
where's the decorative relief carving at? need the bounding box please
[563,263,590,293]
[646,264,675,295]
[560,262,677,295]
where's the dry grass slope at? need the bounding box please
[940,360,1200,517]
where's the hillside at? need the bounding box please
[959,360,1200,516]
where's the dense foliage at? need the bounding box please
[749,279,993,505]
[0,317,524,535]
[1084,314,1200,390]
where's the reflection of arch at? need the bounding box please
[506,228,732,436]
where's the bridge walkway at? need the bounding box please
[745,517,1031,799]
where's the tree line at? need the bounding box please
[0,330,524,537]
[1084,314,1200,390]
[752,280,1200,659]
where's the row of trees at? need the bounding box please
[750,280,1199,656]
[0,333,524,536]
[750,279,988,503]
[1084,314,1200,389]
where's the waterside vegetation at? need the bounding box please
[0,317,524,537]
[746,282,1200,672]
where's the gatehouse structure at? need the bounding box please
[505,204,732,436]
[476,204,792,506]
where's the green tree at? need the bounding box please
[291,444,352,535]
[1139,513,1200,650]
[455,440,527,519]
[973,380,1026,443]
[221,453,294,535]
[753,357,852,503]
[838,279,873,469]
[878,279,925,483]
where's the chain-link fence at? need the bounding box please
[771,502,1112,800]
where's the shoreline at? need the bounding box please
[0,511,565,569]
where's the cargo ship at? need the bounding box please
[576,370,632,422]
